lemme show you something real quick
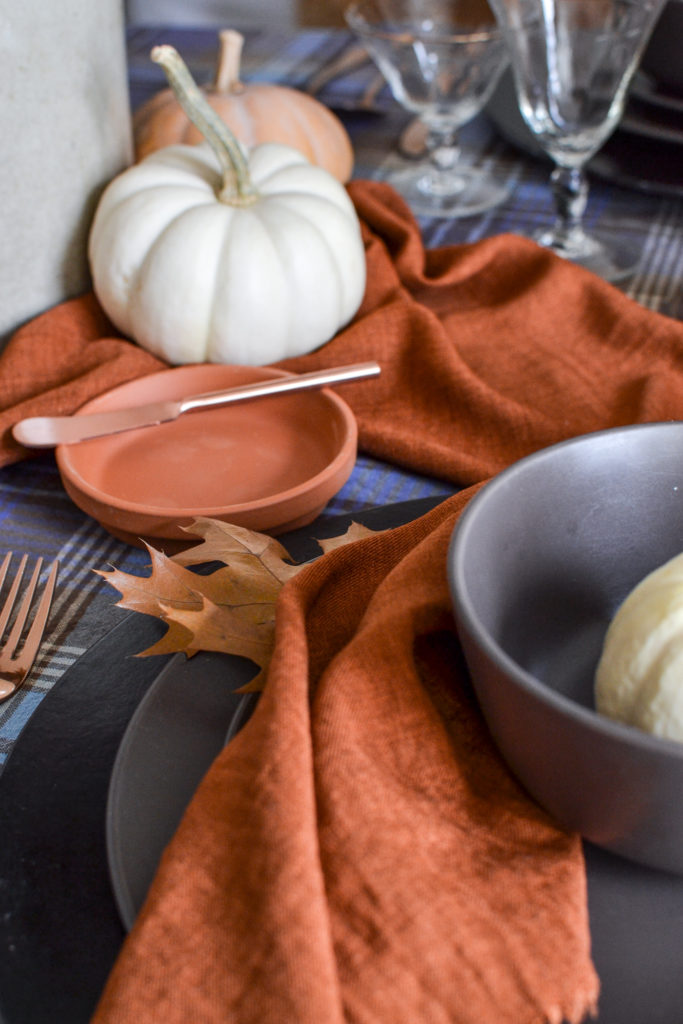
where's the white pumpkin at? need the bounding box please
[595,551,683,742]
[88,46,366,367]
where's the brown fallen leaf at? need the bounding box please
[98,517,378,690]
[175,517,302,586]
[317,520,380,554]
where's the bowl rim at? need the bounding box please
[55,365,358,519]
[449,421,683,761]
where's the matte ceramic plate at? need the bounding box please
[106,650,258,930]
[629,71,683,116]
[105,496,448,929]
[56,365,358,549]
[619,108,683,147]
[588,133,683,198]
[106,642,683,1024]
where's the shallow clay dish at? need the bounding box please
[448,422,683,876]
[56,364,357,548]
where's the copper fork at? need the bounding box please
[0,553,59,702]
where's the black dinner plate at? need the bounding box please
[629,71,683,116]
[107,650,683,1024]
[589,133,683,199]
[0,497,445,1024]
[2,494,683,1023]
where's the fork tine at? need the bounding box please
[0,553,28,638]
[19,560,59,668]
[0,551,11,591]
[0,558,59,706]
[5,556,43,654]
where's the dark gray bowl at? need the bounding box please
[448,422,683,875]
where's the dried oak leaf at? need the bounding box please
[316,520,379,553]
[97,516,377,690]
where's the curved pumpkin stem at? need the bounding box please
[151,44,257,206]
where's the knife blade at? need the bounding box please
[12,362,381,449]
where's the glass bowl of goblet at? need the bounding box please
[345,0,509,218]
[489,0,667,281]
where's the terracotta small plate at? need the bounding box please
[56,364,357,549]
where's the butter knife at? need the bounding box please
[12,361,381,448]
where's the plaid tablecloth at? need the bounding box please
[0,23,680,772]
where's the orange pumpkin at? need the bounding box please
[133,30,355,183]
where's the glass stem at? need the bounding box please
[418,125,467,197]
[427,126,461,174]
[550,165,588,243]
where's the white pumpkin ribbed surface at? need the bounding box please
[88,142,366,366]
[595,551,683,741]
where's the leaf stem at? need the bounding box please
[151,44,258,206]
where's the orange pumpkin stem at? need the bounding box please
[214,29,245,94]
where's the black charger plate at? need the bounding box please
[0,497,444,1024]
[1,495,683,1023]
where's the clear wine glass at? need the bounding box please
[488,0,667,280]
[345,0,510,218]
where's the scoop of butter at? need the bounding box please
[595,552,683,741]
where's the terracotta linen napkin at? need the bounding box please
[93,492,599,1024]
[277,182,683,485]
[2,180,682,479]
[0,292,165,468]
